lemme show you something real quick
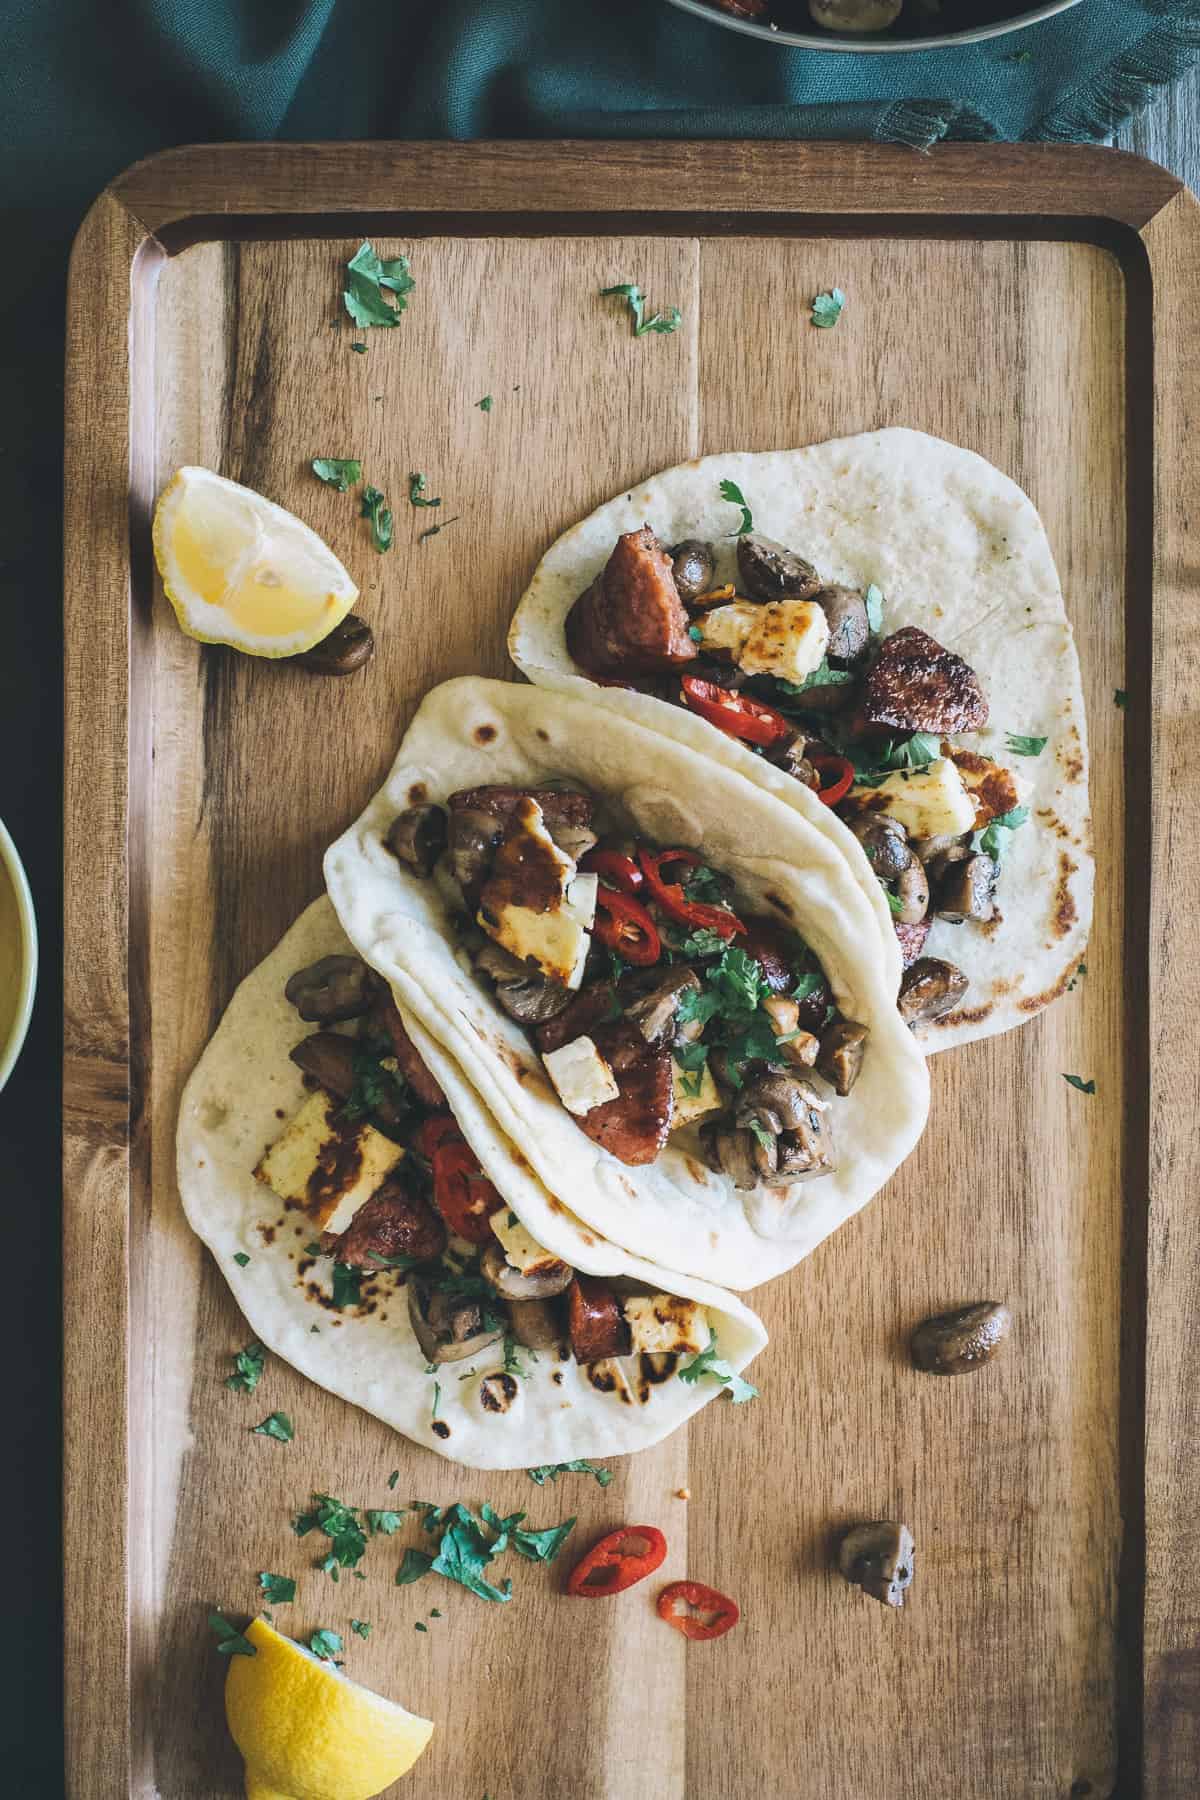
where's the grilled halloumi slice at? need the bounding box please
[696,600,759,660]
[670,1056,722,1125]
[738,598,830,684]
[490,1208,569,1276]
[478,801,596,989]
[254,1088,403,1233]
[623,1293,711,1358]
[852,757,977,840]
[543,1033,619,1115]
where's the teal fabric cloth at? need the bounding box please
[3,0,1199,1790]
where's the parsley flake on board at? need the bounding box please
[309,1628,344,1663]
[396,1548,435,1586]
[1063,1074,1096,1095]
[251,1412,294,1443]
[226,1342,265,1395]
[293,1493,369,1580]
[810,288,845,329]
[418,514,460,544]
[415,1621,428,1632]
[257,1572,296,1605]
[476,395,493,411]
[343,241,415,329]
[718,478,753,536]
[408,471,441,508]
[350,342,367,354]
[1005,733,1048,757]
[311,457,362,492]
[599,282,682,338]
[388,1469,400,1490]
[526,1460,614,1488]
[359,485,394,554]
[1114,689,1127,708]
[350,1619,372,1639]
[331,1263,363,1312]
[233,1252,251,1267]
[679,1333,759,1404]
[366,1509,405,1536]
[208,1612,256,1657]
[1068,961,1088,992]
[978,804,1029,865]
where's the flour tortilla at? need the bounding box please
[508,430,1092,1051]
[324,678,929,1290]
[177,897,767,1471]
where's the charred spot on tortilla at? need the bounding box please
[480,1371,519,1413]
[935,1001,994,1028]
[1052,854,1078,938]
[587,1358,632,1402]
[407,782,428,805]
[640,1352,678,1385]
[474,724,498,744]
[536,728,550,741]
[431,1420,451,1439]
[258,1224,276,1245]
[552,1369,565,1386]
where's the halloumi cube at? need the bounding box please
[489,1209,569,1276]
[670,1056,723,1125]
[253,1088,403,1233]
[485,900,592,990]
[697,601,760,660]
[623,1293,711,1358]
[853,758,977,840]
[478,801,593,989]
[543,1034,619,1115]
[738,599,830,684]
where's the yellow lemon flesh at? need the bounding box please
[153,467,358,657]
[225,1618,434,1800]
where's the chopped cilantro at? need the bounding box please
[526,1460,613,1488]
[341,1039,409,1124]
[1063,1074,1096,1095]
[233,1252,250,1267]
[679,1333,759,1404]
[360,485,393,554]
[503,1336,531,1378]
[599,282,682,337]
[293,1493,369,1578]
[1068,961,1088,992]
[682,863,728,906]
[688,624,703,643]
[673,1040,710,1098]
[507,1211,517,1228]
[507,1516,577,1563]
[793,659,856,697]
[350,342,367,354]
[257,1572,296,1605]
[226,1342,265,1395]
[251,1412,293,1443]
[745,1116,775,1158]
[1005,733,1048,757]
[208,1612,256,1657]
[311,457,362,492]
[396,1548,435,1586]
[304,1241,323,1256]
[350,1619,371,1639]
[366,1510,404,1536]
[331,1263,363,1312]
[418,514,460,543]
[676,926,728,960]
[408,471,441,508]
[388,1469,400,1490]
[791,972,824,1002]
[430,1508,513,1603]
[865,583,884,635]
[810,288,845,329]
[309,1628,344,1662]
[978,804,1029,865]
[884,888,904,917]
[431,1380,442,1421]
[718,478,753,536]
[343,241,414,329]
[853,732,941,784]
[430,1607,442,1618]
[415,1620,428,1632]
[1114,689,1127,708]
[476,395,493,411]
[604,945,629,985]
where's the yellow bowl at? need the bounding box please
[0,820,37,1092]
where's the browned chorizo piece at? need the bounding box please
[534,982,619,1056]
[368,992,446,1109]
[862,626,989,734]
[321,1176,447,1267]
[565,526,698,678]
[567,1274,633,1364]
[573,1022,674,1165]
[893,917,931,969]
[739,918,803,995]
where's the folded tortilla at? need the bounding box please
[177,897,766,1470]
[508,430,1092,1051]
[324,678,929,1290]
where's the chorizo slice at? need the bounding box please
[572,1022,674,1165]
[862,626,989,735]
[322,1175,447,1267]
[368,993,447,1108]
[565,526,698,678]
[567,1275,633,1364]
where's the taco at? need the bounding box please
[323,678,929,1290]
[177,897,767,1470]
[508,430,1092,1051]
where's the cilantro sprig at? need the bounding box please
[251,1411,294,1443]
[599,282,682,337]
[526,1460,613,1488]
[810,288,845,330]
[408,471,441,508]
[311,457,362,492]
[343,241,415,329]
[719,478,753,536]
[293,1492,369,1581]
[1005,733,1048,757]
[396,1501,577,1604]
[226,1342,265,1395]
[1063,1074,1096,1095]
[257,1572,296,1605]
[360,484,394,554]
[679,1333,759,1404]
[208,1612,256,1657]
[978,805,1029,865]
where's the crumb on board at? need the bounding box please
[675,1487,691,1501]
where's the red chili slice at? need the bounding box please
[638,847,746,940]
[593,888,661,966]
[680,676,793,750]
[565,1525,668,1597]
[580,847,644,893]
[809,751,855,808]
[414,1117,502,1244]
[656,1580,740,1640]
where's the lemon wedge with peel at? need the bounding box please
[224,1618,434,1800]
[153,468,358,657]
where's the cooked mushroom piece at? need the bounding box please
[736,533,821,603]
[447,806,505,900]
[474,940,573,1025]
[922,841,972,889]
[480,1240,574,1301]
[838,1522,915,1608]
[817,1021,868,1097]
[507,1297,564,1351]
[777,1091,837,1183]
[284,955,377,1023]
[407,1279,504,1365]
[765,733,820,786]
[736,1073,822,1131]
[911,831,969,864]
[911,1301,1011,1375]
[701,1124,760,1192]
[671,539,716,603]
[898,957,969,1026]
[624,966,701,1048]
[849,814,912,882]
[892,850,929,926]
[385,804,447,877]
[935,852,997,924]
[762,996,820,1067]
[294,612,375,676]
[814,585,870,666]
[288,1030,357,1099]
[731,1075,837,1184]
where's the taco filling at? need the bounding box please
[562,521,1029,1026]
[385,781,864,1185]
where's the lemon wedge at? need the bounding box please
[153,468,358,657]
[224,1618,434,1800]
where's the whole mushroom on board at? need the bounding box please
[838,1522,915,1608]
[912,1301,1011,1375]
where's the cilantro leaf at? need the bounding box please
[526,1461,614,1488]
[343,241,415,329]
[1063,1073,1096,1095]
[678,1333,759,1404]
[350,342,367,354]
[366,1510,404,1536]
[308,1628,344,1662]
[359,485,393,554]
[388,1469,400,1489]
[1114,689,1127,708]
[396,1548,435,1586]
[340,1042,411,1128]
[251,1412,293,1442]
[688,624,703,643]
[673,1039,710,1098]
[418,514,460,543]
[408,471,441,508]
[208,1612,256,1657]
[304,1241,323,1256]
[331,1263,363,1312]
[257,1572,295,1605]
[503,1336,531,1378]
[676,927,728,960]
[311,457,362,492]
[599,281,681,338]
[865,583,884,635]
[415,1620,428,1631]
[430,1515,513,1603]
[431,1379,442,1421]
[226,1342,265,1395]
[810,288,845,329]
[1067,961,1088,992]
[978,804,1029,865]
[351,1619,371,1639]
[509,1517,577,1563]
[233,1252,250,1267]
[1005,733,1048,757]
[293,1493,368,1577]
[476,395,493,412]
[884,888,904,917]
[718,478,753,536]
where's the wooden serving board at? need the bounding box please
[63,143,1200,1800]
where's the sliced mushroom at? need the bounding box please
[765,733,820,786]
[911,1301,1011,1375]
[911,831,969,864]
[736,1073,821,1131]
[447,806,505,900]
[507,1297,565,1351]
[838,1522,915,1608]
[817,1020,868,1096]
[701,1124,759,1192]
[289,1031,357,1099]
[893,850,929,926]
[923,841,972,889]
[671,539,716,603]
[850,814,912,882]
[385,804,447,877]
[935,852,997,924]
[736,533,821,603]
[551,820,599,863]
[624,966,701,1048]
[284,955,377,1023]
[480,1240,573,1301]
[407,1279,504,1365]
[474,939,573,1025]
[898,957,969,1027]
[294,612,375,676]
[762,996,820,1067]
[814,585,870,666]
[777,1089,837,1183]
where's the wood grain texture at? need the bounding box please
[60,142,1197,1800]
